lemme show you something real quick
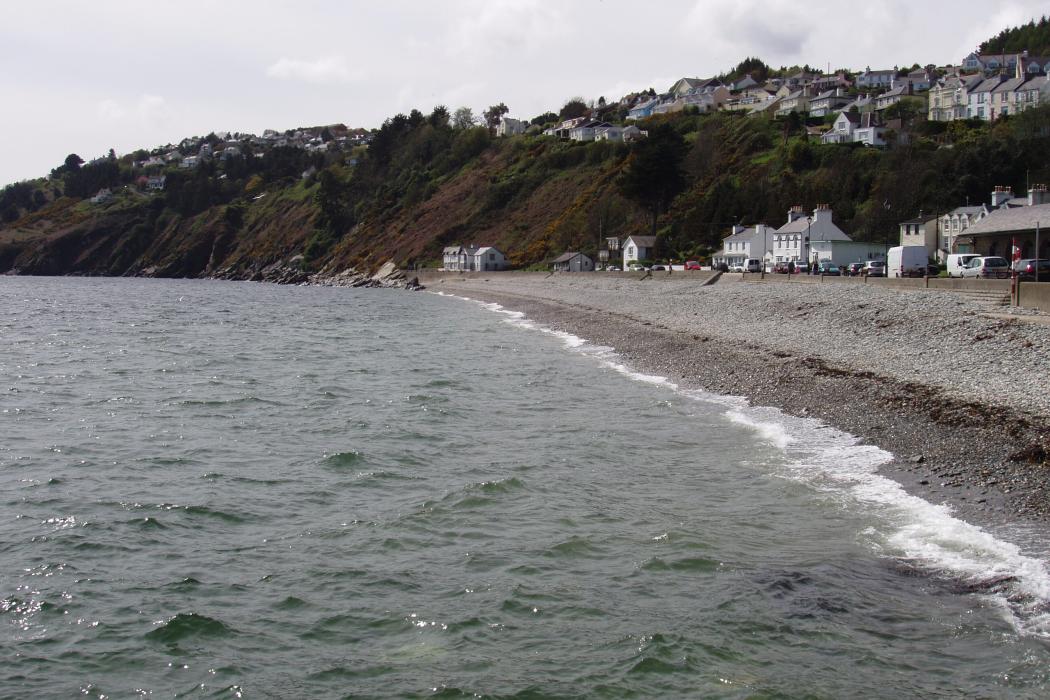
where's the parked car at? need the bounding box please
[627,264,645,272]
[960,256,1010,279]
[743,258,762,273]
[946,253,980,278]
[863,260,886,277]
[1013,258,1050,280]
[684,260,701,270]
[846,262,864,277]
[605,266,621,272]
[817,263,841,275]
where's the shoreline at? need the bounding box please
[427,274,1050,530]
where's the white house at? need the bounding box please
[472,246,507,271]
[594,125,644,142]
[821,112,860,143]
[772,205,852,267]
[496,117,526,137]
[147,175,166,191]
[569,120,612,142]
[714,224,773,269]
[622,235,656,268]
[552,252,594,272]
[89,188,113,204]
[856,68,895,90]
[442,245,508,271]
[941,206,987,254]
[898,214,940,259]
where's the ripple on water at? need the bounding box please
[145,612,236,644]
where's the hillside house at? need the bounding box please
[496,117,526,137]
[809,89,852,117]
[856,68,895,90]
[89,188,113,204]
[147,175,166,191]
[821,111,860,143]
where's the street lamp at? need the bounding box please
[805,216,812,271]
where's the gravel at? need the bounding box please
[426,272,1050,526]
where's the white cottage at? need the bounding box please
[622,235,656,269]
[714,224,773,269]
[472,246,507,271]
[772,205,852,267]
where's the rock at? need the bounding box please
[909,454,925,464]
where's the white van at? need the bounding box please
[743,258,762,273]
[886,246,928,277]
[947,253,979,278]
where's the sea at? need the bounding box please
[3,277,1050,699]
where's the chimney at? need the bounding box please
[1029,184,1049,206]
[787,205,805,224]
[812,204,833,224]
[991,186,1014,208]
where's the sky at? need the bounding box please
[0,0,1046,186]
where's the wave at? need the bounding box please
[145,612,235,643]
[447,291,1050,639]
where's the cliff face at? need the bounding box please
[3,107,1050,279]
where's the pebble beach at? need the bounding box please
[425,272,1050,526]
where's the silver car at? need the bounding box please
[960,256,1010,279]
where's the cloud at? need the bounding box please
[97,99,126,121]
[95,94,168,125]
[266,55,361,84]
[449,0,569,56]
[685,0,809,60]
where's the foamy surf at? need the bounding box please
[445,290,1050,638]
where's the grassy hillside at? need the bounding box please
[2,105,1050,277]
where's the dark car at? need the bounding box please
[1013,258,1050,281]
[846,262,864,277]
[817,263,841,276]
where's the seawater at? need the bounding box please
[2,277,1050,699]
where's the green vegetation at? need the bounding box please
[980,16,1050,56]
[3,90,1050,278]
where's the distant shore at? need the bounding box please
[422,271,1050,527]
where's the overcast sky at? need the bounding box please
[1,0,1045,185]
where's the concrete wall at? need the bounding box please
[1017,281,1050,313]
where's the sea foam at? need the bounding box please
[445,290,1050,638]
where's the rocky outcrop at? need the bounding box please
[310,260,425,291]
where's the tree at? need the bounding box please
[428,105,450,128]
[617,124,687,236]
[452,106,477,130]
[531,111,558,126]
[559,98,588,121]
[64,153,84,172]
[483,103,509,132]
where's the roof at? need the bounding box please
[474,246,501,256]
[972,77,1005,93]
[948,206,985,216]
[553,252,587,263]
[624,235,656,248]
[963,203,1050,236]
[775,217,852,240]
